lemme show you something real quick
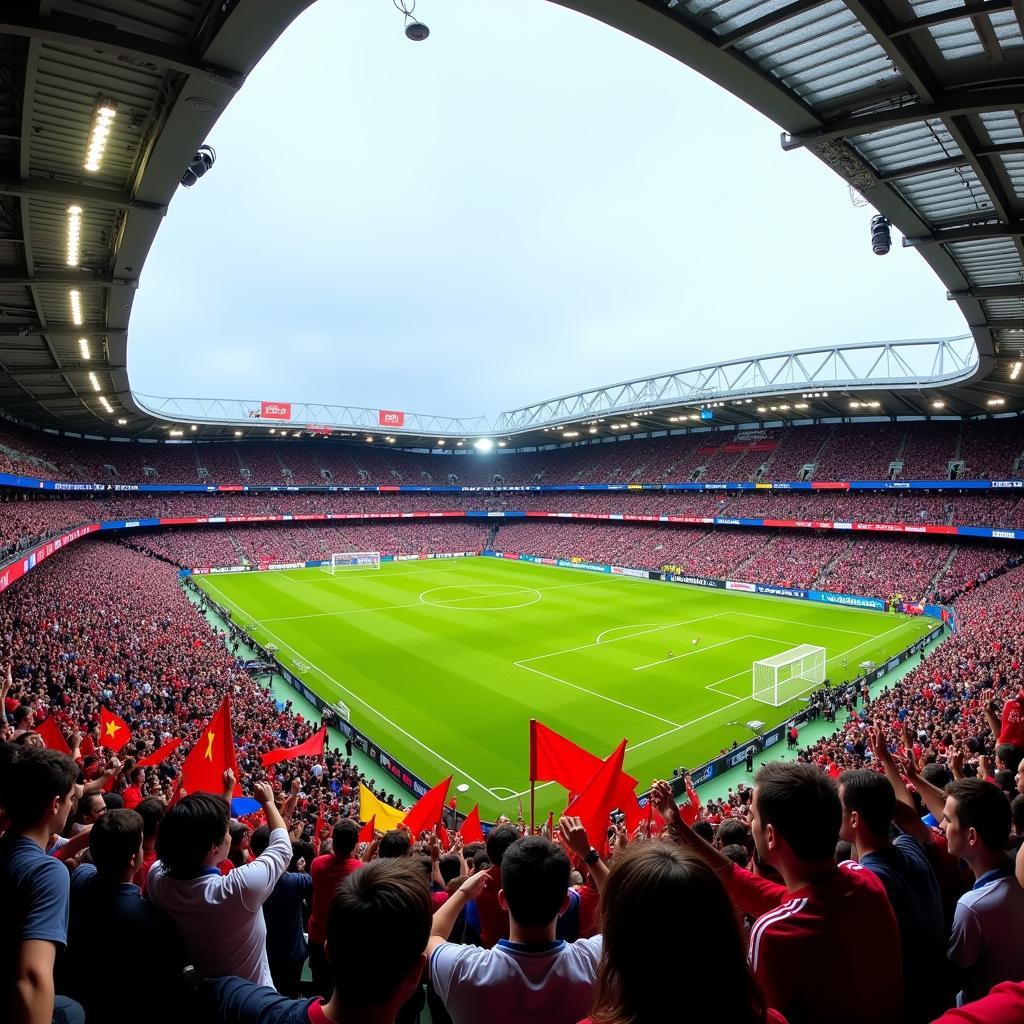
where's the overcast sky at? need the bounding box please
[128,0,968,420]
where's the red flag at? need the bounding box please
[99,707,132,752]
[260,725,328,767]
[677,776,702,827]
[36,716,71,755]
[79,734,96,759]
[437,822,451,852]
[401,776,452,838]
[458,805,484,844]
[178,695,241,798]
[564,739,627,856]
[827,762,841,779]
[530,719,637,792]
[137,736,183,767]
[359,815,377,844]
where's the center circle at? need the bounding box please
[418,584,543,611]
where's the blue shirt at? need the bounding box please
[0,834,70,1015]
[262,871,313,964]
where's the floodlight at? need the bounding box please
[474,438,494,451]
[870,214,891,255]
[181,145,216,188]
[395,0,429,39]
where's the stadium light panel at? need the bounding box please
[987,398,1005,406]
[1011,362,1022,380]
[84,100,117,173]
[169,429,183,436]
[365,435,374,442]
[66,206,83,266]
[630,421,639,426]
[932,400,945,409]
[88,371,100,392]
[190,425,197,431]
[795,403,808,410]
[269,428,275,433]
[78,337,90,360]
[437,439,445,446]
[588,427,597,434]
[474,438,494,451]
[234,430,243,436]
[849,401,860,409]
[98,396,113,414]
[69,289,83,326]
[456,441,464,446]
[117,418,126,425]
[498,441,507,447]
[757,406,767,412]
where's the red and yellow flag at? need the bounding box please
[178,694,241,798]
[99,707,132,752]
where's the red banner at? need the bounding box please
[306,424,333,436]
[260,401,291,420]
[378,409,405,428]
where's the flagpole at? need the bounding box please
[529,719,536,833]
[530,780,536,834]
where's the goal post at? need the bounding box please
[324,552,381,575]
[752,644,826,707]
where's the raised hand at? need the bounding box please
[253,780,275,807]
[558,815,591,859]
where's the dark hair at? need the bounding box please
[4,748,79,829]
[134,797,166,840]
[717,819,751,852]
[332,819,359,857]
[996,744,1023,773]
[592,845,768,1024]
[754,762,841,862]
[325,859,431,1007]
[692,820,714,844]
[839,769,896,835]
[438,853,462,884]
[1011,794,1024,833]
[946,778,1011,851]
[379,829,411,859]
[90,809,144,875]
[249,824,271,856]
[103,792,123,811]
[922,762,952,788]
[472,851,490,872]
[995,770,1017,798]
[721,843,750,868]
[485,822,520,868]
[499,836,569,927]
[155,793,229,876]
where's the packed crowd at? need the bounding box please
[4,538,1024,1022]
[1,417,1022,486]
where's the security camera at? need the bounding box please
[405,20,429,40]
[181,145,216,188]
[870,213,892,256]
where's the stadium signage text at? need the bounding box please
[260,401,292,420]
[378,409,405,427]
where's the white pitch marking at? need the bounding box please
[633,634,754,672]
[200,579,504,800]
[731,609,876,638]
[513,660,683,728]
[596,624,666,644]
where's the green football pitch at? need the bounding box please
[194,556,936,820]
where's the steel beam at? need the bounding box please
[0,271,137,287]
[0,7,245,89]
[948,285,1024,298]
[0,178,166,214]
[903,222,1024,246]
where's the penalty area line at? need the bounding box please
[199,580,504,800]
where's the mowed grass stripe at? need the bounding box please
[195,557,936,819]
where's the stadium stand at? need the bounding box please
[2,418,1023,486]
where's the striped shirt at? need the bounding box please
[723,860,903,1024]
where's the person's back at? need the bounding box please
[146,782,291,987]
[943,779,1024,1005]
[428,835,602,1024]
[64,809,185,1022]
[470,822,519,948]
[250,825,312,999]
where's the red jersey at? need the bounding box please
[122,784,143,810]
[473,864,508,948]
[723,861,902,1024]
[308,854,363,945]
[999,698,1024,748]
[930,980,1024,1022]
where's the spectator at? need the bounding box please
[582,842,784,1024]
[471,822,520,948]
[428,828,604,1024]
[308,818,363,996]
[64,809,185,1021]
[200,858,433,1024]
[839,767,947,1022]
[0,747,85,1024]
[69,792,105,834]
[943,779,1024,1005]
[146,777,292,986]
[122,767,146,810]
[249,825,312,998]
[133,796,165,889]
[652,765,903,1024]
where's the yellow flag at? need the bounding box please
[359,784,406,832]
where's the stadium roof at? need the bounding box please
[1,0,1023,449]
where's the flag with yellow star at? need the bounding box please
[178,694,241,799]
[99,707,132,752]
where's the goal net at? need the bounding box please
[324,552,381,574]
[752,645,826,707]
